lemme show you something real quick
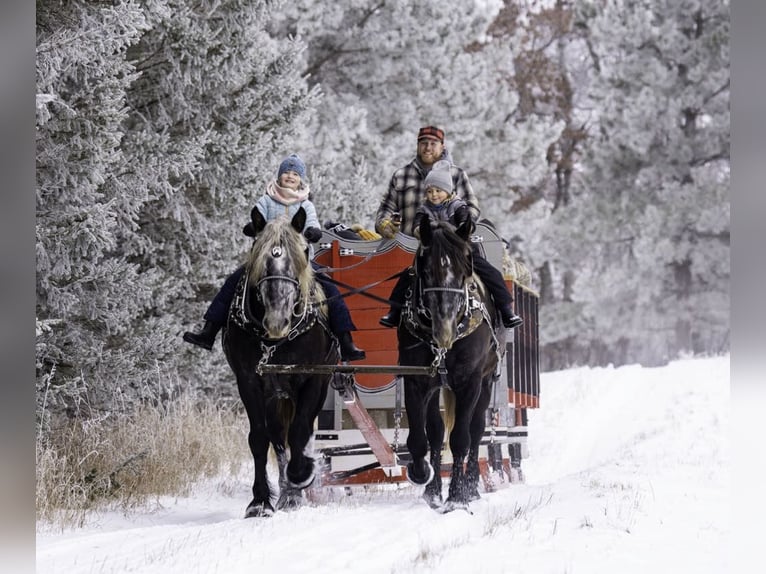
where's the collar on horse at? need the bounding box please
[402,270,503,385]
[229,265,329,342]
[403,275,491,346]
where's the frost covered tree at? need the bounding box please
[269,0,561,235]
[36,0,154,417]
[36,0,319,418]
[121,0,319,391]
[546,0,730,366]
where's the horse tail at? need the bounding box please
[442,388,456,442]
[277,398,295,445]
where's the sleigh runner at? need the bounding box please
[257,221,541,490]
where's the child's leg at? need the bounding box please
[312,263,366,361]
[183,266,245,349]
[205,266,246,325]
[472,257,522,329]
[380,269,412,327]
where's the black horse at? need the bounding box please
[398,218,504,512]
[223,207,338,517]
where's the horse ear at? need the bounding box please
[419,217,433,246]
[251,206,267,235]
[291,206,307,233]
[455,218,473,242]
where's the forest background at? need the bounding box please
[35,0,729,421]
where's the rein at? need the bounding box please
[313,237,400,274]
[314,269,409,308]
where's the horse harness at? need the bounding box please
[402,271,502,387]
[229,265,333,377]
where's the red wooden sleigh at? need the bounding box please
[261,222,540,489]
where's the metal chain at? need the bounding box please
[393,377,402,454]
[429,345,447,376]
[256,342,277,375]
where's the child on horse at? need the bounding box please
[379,159,523,331]
[183,154,366,361]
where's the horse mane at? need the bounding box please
[246,217,316,301]
[421,223,474,282]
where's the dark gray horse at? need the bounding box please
[223,207,338,517]
[398,218,502,512]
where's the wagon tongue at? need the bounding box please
[332,373,402,477]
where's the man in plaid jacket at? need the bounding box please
[375,126,479,239]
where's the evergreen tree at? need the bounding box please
[270,0,561,234]
[36,0,153,416]
[36,0,320,417]
[121,0,319,390]
[558,0,730,365]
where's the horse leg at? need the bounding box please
[261,398,303,511]
[404,378,435,487]
[465,381,493,502]
[236,379,276,518]
[284,380,323,489]
[275,446,305,511]
[422,390,444,508]
[444,379,482,509]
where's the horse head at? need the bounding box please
[247,207,313,339]
[415,217,475,350]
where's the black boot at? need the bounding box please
[183,320,222,350]
[338,331,366,362]
[499,306,523,330]
[379,308,400,328]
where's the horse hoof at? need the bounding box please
[422,491,443,510]
[277,490,304,511]
[406,461,435,486]
[287,466,316,489]
[438,500,472,515]
[244,501,274,518]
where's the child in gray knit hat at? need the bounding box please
[413,160,466,237]
[379,159,523,330]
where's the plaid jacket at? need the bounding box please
[374,157,480,238]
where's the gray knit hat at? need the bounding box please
[423,160,453,194]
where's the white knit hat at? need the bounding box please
[423,160,453,194]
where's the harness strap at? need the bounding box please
[315,269,409,307]
[312,237,400,274]
[422,286,466,295]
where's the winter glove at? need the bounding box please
[453,206,475,234]
[303,226,322,243]
[357,229,381,240]
[378,218,400,239]
[350,223,382,241]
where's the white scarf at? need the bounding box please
[266,180,310,205]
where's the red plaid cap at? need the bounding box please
[417,126,445,143]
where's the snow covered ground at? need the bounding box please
[36,355,729,574]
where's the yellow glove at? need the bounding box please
[357,229,381,240]
[378,219,400,239]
